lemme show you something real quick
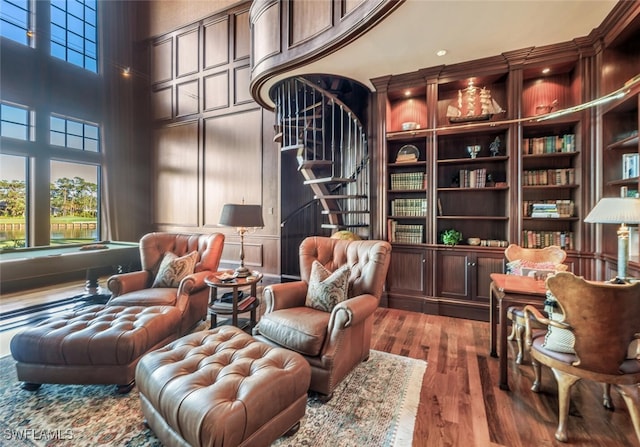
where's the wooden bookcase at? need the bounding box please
[519,63,584,253]
[598,19,640,271]
[377,2,640,317]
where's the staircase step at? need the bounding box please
[298,160,333,169]
[321,223,370,229]
[304,177,355,185]
[298,101,323,113]
[321,210,370,215]
[314,194,367,200]
[281,144,305,152]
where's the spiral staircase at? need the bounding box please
[272,76,371,278]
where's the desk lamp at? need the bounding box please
[219,203,264,278]
[584,197,640,281]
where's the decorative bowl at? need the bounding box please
[467,237,481,246]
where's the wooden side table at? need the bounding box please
[205,271,263,332]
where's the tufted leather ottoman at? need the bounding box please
[136,325,311,447]
[10,305,182,393]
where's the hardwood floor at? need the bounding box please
[370,308,638,447]
[1,282,637,446]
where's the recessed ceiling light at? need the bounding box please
[542,68,551,74]
[436,49,447,57]
[405,90,411,97]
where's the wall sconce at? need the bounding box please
[219,203,264,277]
[585,197,640,281]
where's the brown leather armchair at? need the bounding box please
[253,236,392,398]
[107,232,224,335]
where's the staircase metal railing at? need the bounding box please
[273,76,370,238]
[273,76,370,280]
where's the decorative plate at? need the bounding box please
[396,144,420,163]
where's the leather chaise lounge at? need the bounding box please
[9,232,224,393]
[10,305,182,393]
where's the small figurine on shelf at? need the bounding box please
[467,145,481,159]
[486,173,495,187]
[489,137,501,157]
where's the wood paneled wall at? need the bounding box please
[147,1,281,276]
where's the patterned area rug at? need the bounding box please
[0,349,426,447]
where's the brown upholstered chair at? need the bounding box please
[107,232,224,335]
[252,236,392,398]
[504,244,567,364]
[523,272,640,443]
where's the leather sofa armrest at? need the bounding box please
[107,271,151,296]
[263,281,308,312]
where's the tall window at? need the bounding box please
[50,160,99,244]
[0,0,32,46]
[0,154,27,248]
[50,0,97,73]
[50,115,99,151]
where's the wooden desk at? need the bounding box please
[489,273,547,390]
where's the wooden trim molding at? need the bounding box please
[249,0,403,109]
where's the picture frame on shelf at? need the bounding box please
[622,153,639,179]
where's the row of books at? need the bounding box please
[525,200,575,218]
[459,168,486,188]
[522,134,576,154]
[521,231,574,250]
[387,220,423,244]
[523,168,575,186]
[211,291,256,311]
[390,172,426,190]
[390,198,427,217]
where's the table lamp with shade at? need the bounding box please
[584,197,640,281]
[219,203,264,278]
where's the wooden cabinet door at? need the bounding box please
[436,250,471,300]
[474,253,505,302]
[437,249,505,303]
[386,247,427,295]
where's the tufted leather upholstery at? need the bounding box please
[10,305,182,389]
[136,326,311,447]
[107,232,224,335]
[253,236,391,396]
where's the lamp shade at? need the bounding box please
[219,204,264,228]
[584,197,640,224]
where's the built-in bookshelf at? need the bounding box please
[519,61,583,251]
[375,0,640,317]
[436,127,510,247]
[386,135,428,244]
